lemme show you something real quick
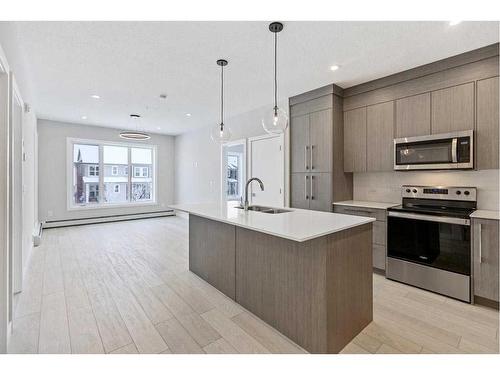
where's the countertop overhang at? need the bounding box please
[169,202,375,242]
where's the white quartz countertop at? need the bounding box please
[470,210,500,221]
[333,200,400,210]
[169,203,375,242]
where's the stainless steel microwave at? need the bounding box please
[394,130,473,171]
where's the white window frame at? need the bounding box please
[66,138,157,210]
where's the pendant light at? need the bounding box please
[262,22,288,134]
[120,114,151,140]
[210,59,232,143]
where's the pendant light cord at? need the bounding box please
[220,64,224,130]
[274,31,278,114]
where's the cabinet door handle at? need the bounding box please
[304,146,309,170]
[304,175,309,200]
[310,145,314,170]
[478,223,482,264]
[310,175,315,200]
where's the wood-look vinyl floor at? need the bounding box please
[7,216,499,354]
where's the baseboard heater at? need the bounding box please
[43,209,175,229]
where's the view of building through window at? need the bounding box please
[72,141,154,207]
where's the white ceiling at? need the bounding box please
[2,21,499,135]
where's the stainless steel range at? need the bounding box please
[386,185,477,302]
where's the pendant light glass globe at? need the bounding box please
[210,123,232,143]
[262,107,288,134]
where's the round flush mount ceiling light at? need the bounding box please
[81,115,87,120]
[119,114,151,140]
[262,22,288,135]
[449,21,462,26]
[210,59,232,143]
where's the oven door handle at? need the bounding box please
[388,211,470,226]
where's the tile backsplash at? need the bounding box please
[353,169,499,210]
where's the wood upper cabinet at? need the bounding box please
[290,114,310,173]
[473,218,499,302]
[366,101,395,172]
[476,77,499,170]
[431,82,474,134]
[395,92,431,138]
[344,107,367,173]
[309,109,333,173]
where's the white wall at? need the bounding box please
[38,119,175,222]
[353,169,499,210]
[174,101,289,204]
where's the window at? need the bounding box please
[70,140,155,208]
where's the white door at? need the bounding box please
[248,134,284,207]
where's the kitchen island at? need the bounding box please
[170,202,375,353]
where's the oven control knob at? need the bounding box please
[412,189,417,193]
[456,190,461,195]
[406,188,411,193]
[464,190,470,196]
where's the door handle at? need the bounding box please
[310,145,314,170]
[304,175,309,200]
[478,223,482,263]
[304,146,309,170]
[310,175,315,200]
[451,138,458,163]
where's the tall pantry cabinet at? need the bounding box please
[289,85,353,211]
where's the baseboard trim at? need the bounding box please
[43,210,175,229]
[474,295,499,310]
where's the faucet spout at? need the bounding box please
[244,177,264,211]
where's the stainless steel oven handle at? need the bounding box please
[388,211,470,226]
[451,138,458,163]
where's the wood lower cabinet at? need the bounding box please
[431,82,474,134]
[291,172,332,212]
[334,204,388,272]
[290,173,310,209]
[473,218,499,303]
[476,76,499,170]
[395,92,431,138]
[366,101,395,172]
[343,107,367,173]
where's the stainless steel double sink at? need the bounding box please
[235,205,291,214]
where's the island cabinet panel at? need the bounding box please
[188,215,236,299]
[343,107,367,173]
[431,82,475,134]
[395,92,431,138]
[235,224,373,354]
[476,76,499,170]
[366,101,395,172]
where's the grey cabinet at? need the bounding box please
[291,173,332,212]
[309,173,332,212]
[395,92,431,138]
[290,114,310,173]
[290,173,309,209]
[343,107,367,173]
[431,82,475,134]
[476,77,499,170]
[366,101,395,172]
[473,218,499,302]
[309,109,333,173]
[334,204,388,271]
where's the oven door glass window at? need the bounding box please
[387,216,470,275]
[395,139,453,165]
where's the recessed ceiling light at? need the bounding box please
[157,127,161,130]
[91,94,100,99]
[330,65,340,71]
[449,21,462,26]
[186,113,192,117]
[81,115,87,120]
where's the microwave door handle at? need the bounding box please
[451,138,458,163]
